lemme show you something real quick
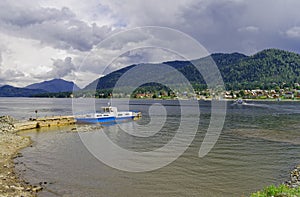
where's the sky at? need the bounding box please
[0,0,300,88]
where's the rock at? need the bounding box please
[0,116,16,134]
[11,185,24,191]
[285,165,300,189]
[32,186,43,192]
[291,176,298,182]
[25,187,31,191]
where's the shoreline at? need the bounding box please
[0,96,299,103]
[0,115,76,196]
[0,130,37,196]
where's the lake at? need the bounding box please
[2,98,300,196]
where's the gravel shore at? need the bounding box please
[0,116,40,197]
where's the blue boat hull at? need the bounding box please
[76,116,134,124]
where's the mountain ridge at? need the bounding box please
[83,48,300,91]
[26,78,80,93]
[1,48,299,97]
[0,85,47,97]
[0,79,80,97]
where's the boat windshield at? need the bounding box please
[101,107,113,113]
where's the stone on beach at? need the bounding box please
[285,166,300,188]
[0,115,35,197]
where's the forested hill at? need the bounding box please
[84,48,300,91]
[222,49,300,89]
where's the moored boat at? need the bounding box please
[75,106,141,124]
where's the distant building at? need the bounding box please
[296,90,300,98]
[284,92,294,99]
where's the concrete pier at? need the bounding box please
[14,116,76,131]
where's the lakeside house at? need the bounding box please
[192,88,300,100]
[221,89,299,100]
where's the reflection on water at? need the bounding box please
[3,98,300,196]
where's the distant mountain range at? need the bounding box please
[26,79,80,93]
[0,79,80,97]
[84,49,300,91]
[0,85,48,97]
[1,48,300,97]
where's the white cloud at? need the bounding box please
[238,26,259,33]
[34,57,76,79]
[286,26,300,39]
[0,32,72,86]
[0,70,25,86]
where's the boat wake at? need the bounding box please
[230,100,270,108]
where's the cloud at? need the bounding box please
[48,57,76,78]
[3,69,24,78]
[0,1,112,51]
[73,26,211,81]
[238,26,259,33]
[1,0,300,87]
[0,67,25,86]
[285,26,300,39]
[33,57,76,79]
[98,0,300,54]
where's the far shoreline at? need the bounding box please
[1,96,300,102]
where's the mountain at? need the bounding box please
[221,49,300,89]
[83,49,300,91]
[3,49,297,98]
[84,65,137,90]
[26,79,80,93]
[0,85,47,97]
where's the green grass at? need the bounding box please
[251,184,300,197]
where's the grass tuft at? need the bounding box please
[251,184,300,197]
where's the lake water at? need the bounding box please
[2,98,300,196]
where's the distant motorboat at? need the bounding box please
[75,105,141,124]
[230,99,247,106]
[236,99,245,105]
[231,99,272,108]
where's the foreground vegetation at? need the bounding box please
[251,184,300,197]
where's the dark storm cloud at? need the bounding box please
[104,0,300,54]
[175,0,300,54]
[0,1,112,51]
[1,0,300,54]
